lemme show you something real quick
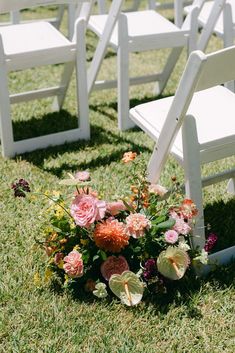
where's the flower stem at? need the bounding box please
[35,192,74,222]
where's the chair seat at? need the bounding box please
[0,22,74,69]
[88,10,188,49]
[130,85,235,162]
[185,0,235,36]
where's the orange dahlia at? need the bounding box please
[93,218,129,253]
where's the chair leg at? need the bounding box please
[75,18,90,139]
[0,38,14,157]
[52,62,75,112]
[154,47,183,96]
[227,178,235,195]
[67,4,76,40]
[182,115,206,250]
[223,3,235,91]
[117,13,135,131]
[147,142,166,184]
[53,5,65,30]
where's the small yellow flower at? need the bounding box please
[57,259,64,269]
[73,245,81,251]
[53,202,65,219]
[52,191,61,197]
[44,268,53,283]
[70,220,76,230]
[80,239,89,246]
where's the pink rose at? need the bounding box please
[70,194,106,227]
[101,255,129,281]
[63,250,83,278]
[170,211,191,235]
[75,171,90,181]
[149,184,167,197]
[125,213,151,238]
[164,230,178,244]
[106,200,126,216]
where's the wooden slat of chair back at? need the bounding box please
[196,45,235,91]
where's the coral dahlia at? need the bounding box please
[93,218,129,253]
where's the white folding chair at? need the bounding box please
[0,0,93,158]
[184,0,235,91]
[185,0,235,48]
[130,46,235,263]
[86,0,225,131]
[1,6,65,28]
[0,5,75,40]
[172,0,194,27]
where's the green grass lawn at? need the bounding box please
[0,2,235,352]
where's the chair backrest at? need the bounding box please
[152,45,235,180]
[181,0,226,52]
[0,0,86,14]
[196,46,235,90]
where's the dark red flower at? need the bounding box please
[204,233,218,252]
[143,258,157,281]
[12,179,30,197]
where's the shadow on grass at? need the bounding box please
[13,110,79,141]
[89,92,172,121]
[204,198,235,251]
[14,94,170,175]
[16,123,151,177]
[141,259,235,318]
[49,259,235,318]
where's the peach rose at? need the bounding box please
[70,194,106,227]
[149,184,168,197]
[75,171,90,181]
[106,200,126,216]
[63,250,83,278]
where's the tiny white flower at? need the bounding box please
[178,236,191,251]
[193,249,208,265]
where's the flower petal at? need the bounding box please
[109,271,144,306]
[157,247,190,280]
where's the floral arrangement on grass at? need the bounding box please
[12,152,211,306]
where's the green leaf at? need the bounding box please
[82,250,90,264]
[59,179,91,186]
[155,218,175,230]
[132,246,142,253]
[98,250,107,261]
[122,199,136,213]
[109,271,144,306]
[92,254,100,262]
[151,215,167,225]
